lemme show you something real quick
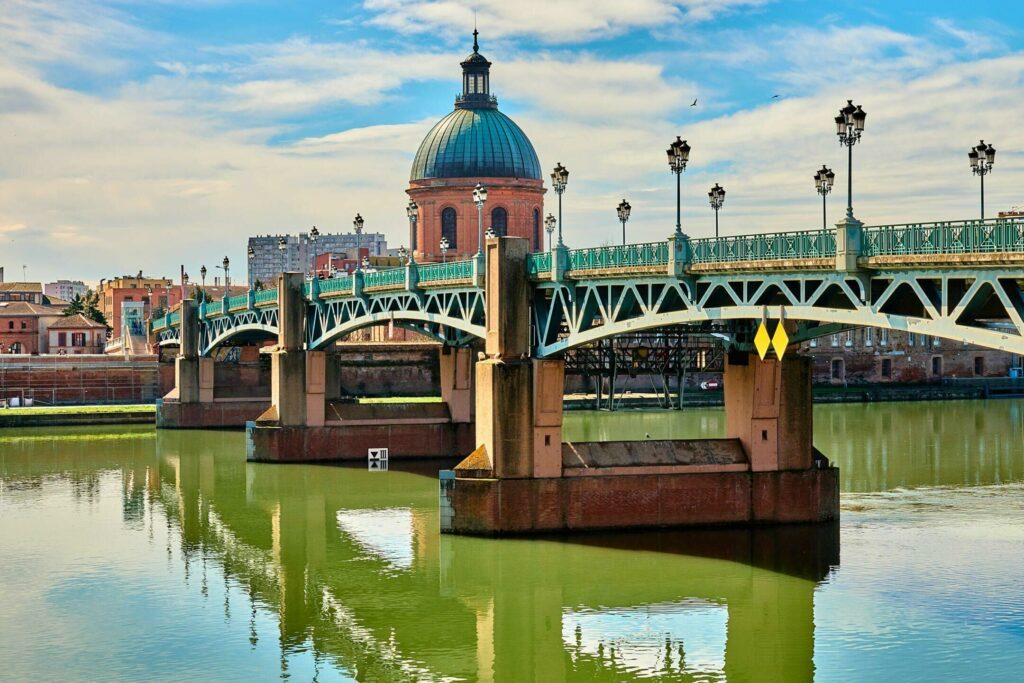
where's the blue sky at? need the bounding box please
[2,0,1023,283]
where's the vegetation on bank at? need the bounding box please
[0,404,155,416]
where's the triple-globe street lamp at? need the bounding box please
[406,200,418,264]
[277,236,287,276]
[247,245,256,289]
[814,166,835,230]
[616,199,631,246]
[353,214,365,272]
[834,100,867,219]
[969,140,996,220]
[666,136,690,237]
[550,163,569,246]
[544,213,556,248]
[472,184,488,256]
[439,236,450,264]
[708,184,725,238]
[309,226,319,277]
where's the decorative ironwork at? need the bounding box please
[568,242,670,272]
[864,217,1024,256]
[691,229,836,263]
[418,259,475,284]
[528,252,552,278]
[363,267,407,290]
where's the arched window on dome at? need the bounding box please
[441,207,457,249]
[491,207,508,237]
[533,209,541,251]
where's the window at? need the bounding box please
[831,333,839,347]
[491,207,508,237]
[881,358,893,379]
[72,333,86,347]
[8,321,13,330]
[880,328,888,346]
[865,328,873,347]
[441,208,457,249]
[20,321,26,330]
[908,332,916,347]
[844,331,853,347]
[810,338,817,348]
[533,209,541,251]
[931,356,942,376]
[58,332,67,347]
[974,356,985,376]
[831,358,845,381]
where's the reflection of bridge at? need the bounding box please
[152,217,1024,534]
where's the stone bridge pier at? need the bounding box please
[247,273,476,462]
[442,237,838,535]
[156,299,272,428]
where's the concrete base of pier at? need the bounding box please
[156,397,271,429]
[246,402,474,462]
[441,440,838,535]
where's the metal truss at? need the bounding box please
[533,270,1024,357]
[199,307,279,356]
[305,288,485,350]
[564,326,726,376]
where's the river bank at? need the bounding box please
[0,404,155,428]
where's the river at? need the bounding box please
[1,399,1022,681]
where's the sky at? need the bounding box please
[2,0,1023,284]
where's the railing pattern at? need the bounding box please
[528,252,552,277]
[418,259,475,283]
[864,218,1024,256]
[691,229,836,263]
[319,276,353,296]
[254,289,278,306]
[228,293,248,310]
[568,241,670,271]
[363,267,406,290]
[168,311,181,326]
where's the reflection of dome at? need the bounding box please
[410,108,542,181]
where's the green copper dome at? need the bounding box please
[410,107,542,181]
[410,31,542,182]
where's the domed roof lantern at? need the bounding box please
[458,29,496,110]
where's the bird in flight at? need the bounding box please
[772,94,780,99]
[691,98,698,106]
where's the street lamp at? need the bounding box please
[200,265,207,302]
[485,226,496,240]
[708,184,726,238]
[472,184,488,256]
[353,213,364,272]
[398,246,408,265]
[969,140,996,220]
[616,199,631,246]
[835,99,867,219]
[814,165,835,230]
[439,236,450,264]
[361,255,370,271]
[247,245,255,290]
[277,236,287,275]
[309,226,319,277]
[666,136,690,237]
[545,213,556,248]
[550,163,569,246]
[222,256,230,289]
[406,200,418,264]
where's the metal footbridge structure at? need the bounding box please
[151,217,1024,356]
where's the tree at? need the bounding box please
[64,290,108,328]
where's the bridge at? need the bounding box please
[152,215,1024,534]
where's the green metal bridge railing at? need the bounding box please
[863,217,1024,256]
[418,259,475,284]
[691,228,836,263]
[363,267,407,290]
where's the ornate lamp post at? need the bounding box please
[814,165,835,230]
[247,245,255,289]
[472,184,488,256]
[666,136,690,237]
[834,100,867,219]
[277,236,287,275]
[439,236,449,264]
[222,256,230,290]
[406,201,418,264]
[550,163,569,246]
[200,265,207,302]
[616,199,631,245]
[545,213,556,247]
[309,226,319,277]
[485,226,496,240]
[361,255,370,271]
[708,184,726,238]
[353,214,364,272]
[969,140,996,220]
[398,246,408,265]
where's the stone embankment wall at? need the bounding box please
[0,355,160,405]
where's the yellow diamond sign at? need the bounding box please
[771,322,790,360]
[754,321,771,360]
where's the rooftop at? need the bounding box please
[49,314,106,329]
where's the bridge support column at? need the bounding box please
[724,351,812,472]
[439,346,474,424]
[264,272,324,427]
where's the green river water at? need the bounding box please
[1,400,1023,681]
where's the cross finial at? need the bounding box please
[473,13,479,52]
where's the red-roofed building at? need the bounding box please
[48,314,107,354]
[0,301,64,354]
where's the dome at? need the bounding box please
[410,107,542,181]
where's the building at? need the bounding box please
[0,282,45,305]
[408,31,545,261]
[48,314,106,354]
[0,301,64,354]
[803,329,1019,383]
[248,231,388,286]
[44,280,88,302]
[98,275,183,334]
